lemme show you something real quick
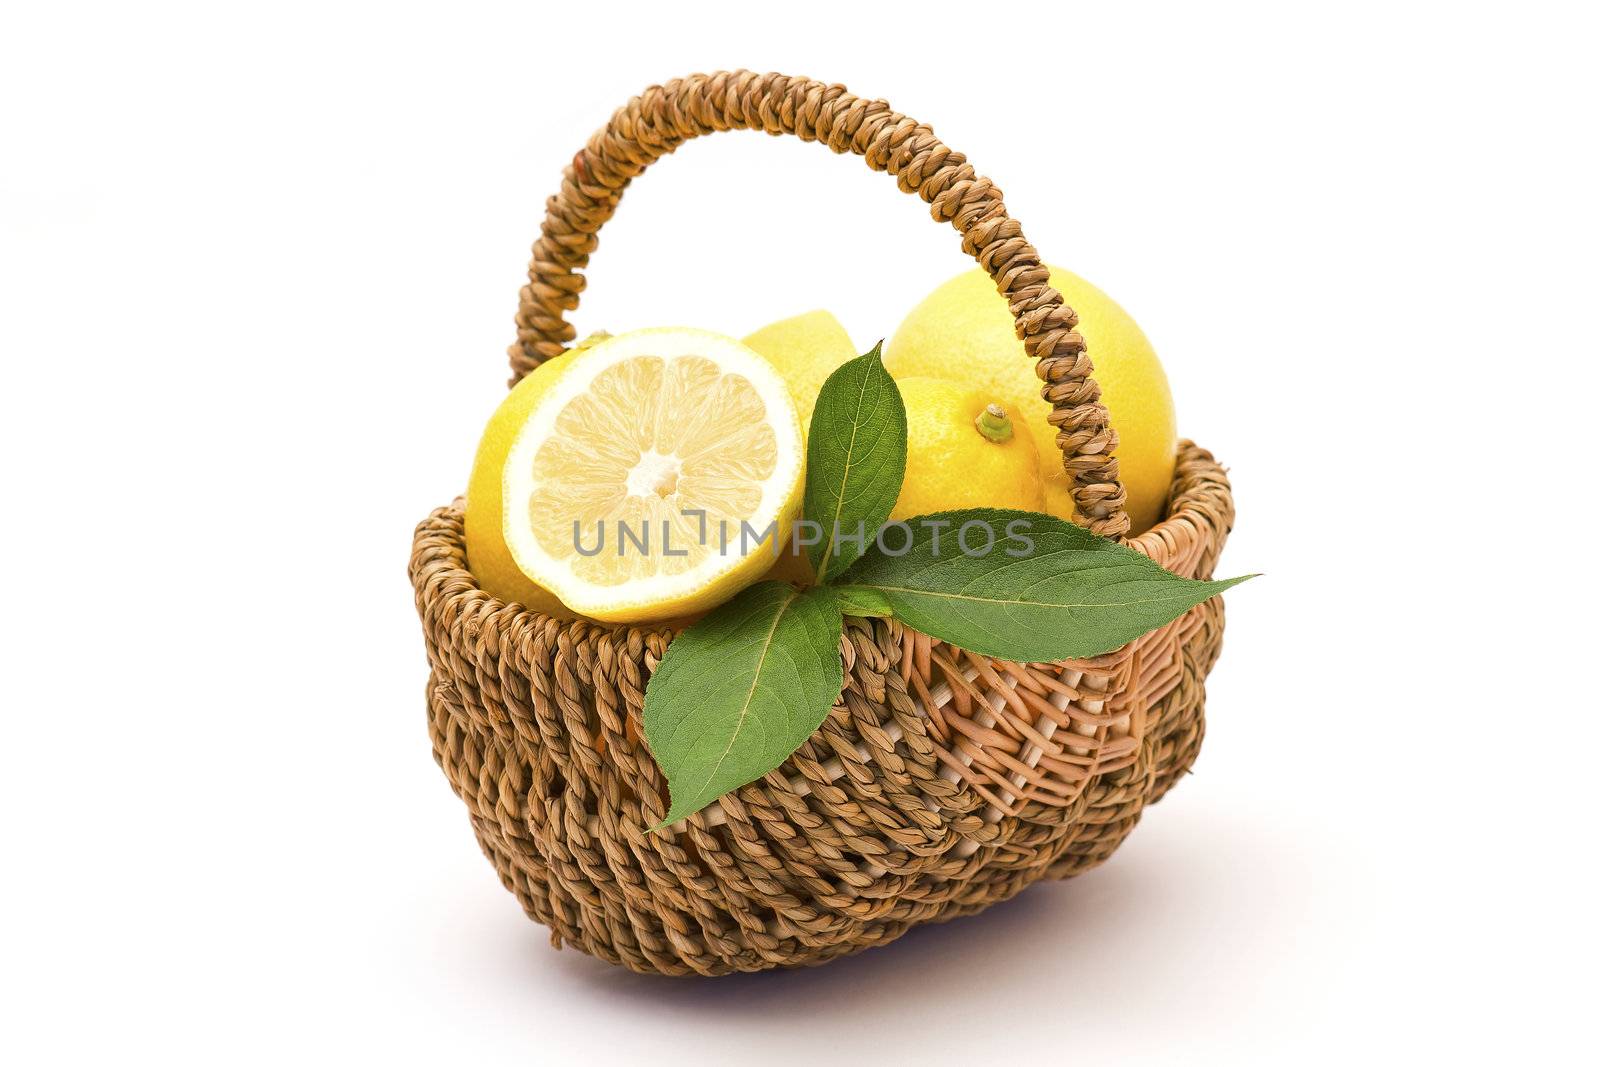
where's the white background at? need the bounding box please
[4,2,1597,1063]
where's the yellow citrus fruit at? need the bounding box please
[502,328,804,623]
[888,377,1044,521]
[885,267,1177,533]
[742,310,857,431]
[761,532,818,588]
[1036,454,1079,524]
[464,349,577,617]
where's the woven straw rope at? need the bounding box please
[411,72,1236,975]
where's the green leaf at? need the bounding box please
[835,509,1254,661]
[803,341,907,581]
[643,582,844,827]
[834,585,894,618]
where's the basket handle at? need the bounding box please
[510,71,1130,538]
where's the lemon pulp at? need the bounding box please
[502,328,803,623]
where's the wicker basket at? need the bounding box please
[410,71,1236,976]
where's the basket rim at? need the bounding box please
[414,438,1232,650]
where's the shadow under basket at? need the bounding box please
[408,71,1238,976]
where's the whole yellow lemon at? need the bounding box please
[464,350,576,617]
[742,310,857,431]
[889,377,1044,521]
[885,267,1177,533]
[760,529,820,588]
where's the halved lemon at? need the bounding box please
[502,328,804,623]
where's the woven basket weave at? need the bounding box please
[410,71,1236,976]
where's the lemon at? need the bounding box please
[885,267,1177,534]
[742,310,856,430]
[761,533,818,588]
[502,328,804,623]
[464,349,577,617]
[889,377,1044,521]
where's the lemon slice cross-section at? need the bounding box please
[503,328,805,623]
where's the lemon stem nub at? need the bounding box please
[975,403,1013,443]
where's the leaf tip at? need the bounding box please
[651,800,701,832]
